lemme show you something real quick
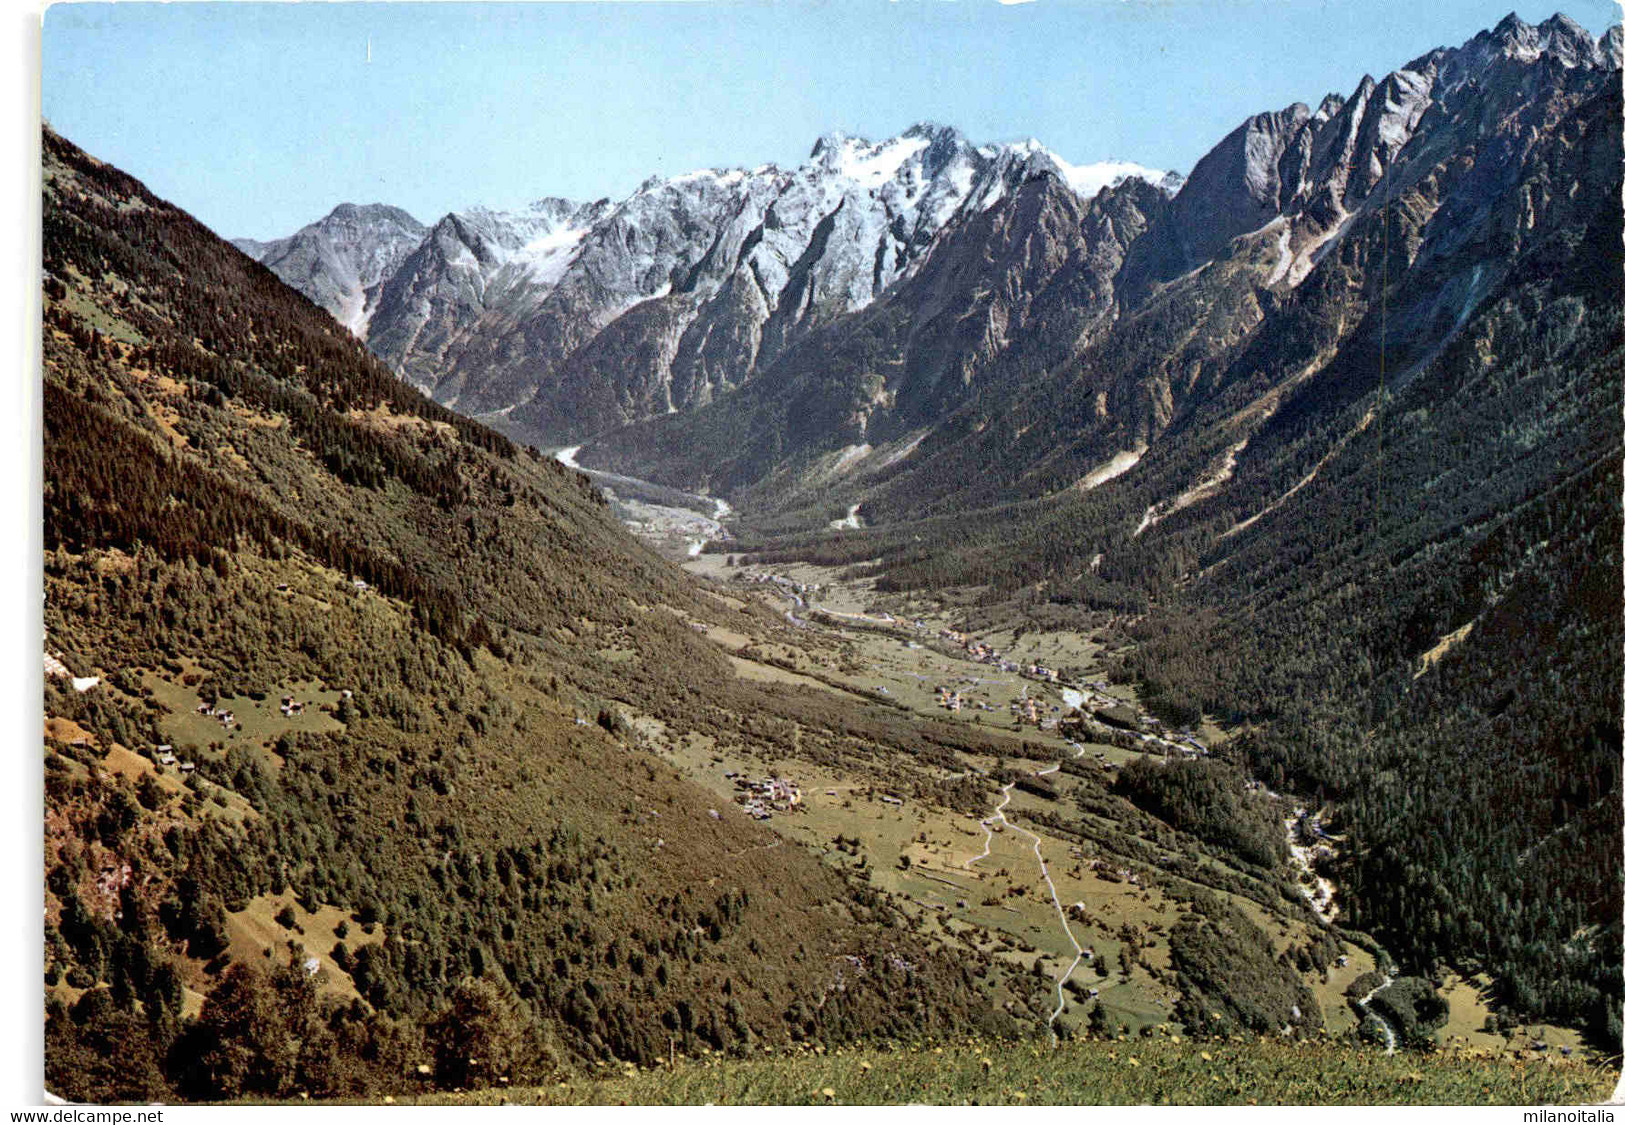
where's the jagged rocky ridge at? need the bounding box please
[579,12,1622,512]
[236,124,1178,440]
[231,204,428,338]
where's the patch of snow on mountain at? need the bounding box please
[1288,211,1354,287]
[603,279,675,322]
[515,225,591,286]
[829,503,863,530]
[1045,152,1178,199]
[353,292,391,339]
[877,430,930,469]
[836,134,932,187]
[671,168,747,187]
[829,443,873,476]
[336,291,369,337]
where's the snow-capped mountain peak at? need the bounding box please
[1046,152,1184,200]
[245,122,1174,424]
[823,131,933,186]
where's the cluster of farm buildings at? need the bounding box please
[937,627,1062,684]
[727,570,1223,763]
[195,701,239,728]
[726,772,802,820]
[153,744,197,774]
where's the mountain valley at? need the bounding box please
[39,7,1624,1106]
[569,19,1625,1060]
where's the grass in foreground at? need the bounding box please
[396,1036,1619,1106]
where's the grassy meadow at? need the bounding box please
[400,1035,1619,1106]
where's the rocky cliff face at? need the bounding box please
[231,203,427,337]
[240,124,1176,439]
[1118,12,1617,305]
[578,12,1620,516]
[362,198,612,398]
[239,13,1615,488]
[456,125,1177,436]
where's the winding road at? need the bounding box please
[727,837,784,860]
[964,753,1089,1041]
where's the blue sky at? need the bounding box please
[41,0,1622,241]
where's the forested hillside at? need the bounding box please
[40,126,1058,1103]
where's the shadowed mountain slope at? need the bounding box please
[42,126,1058,1103]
